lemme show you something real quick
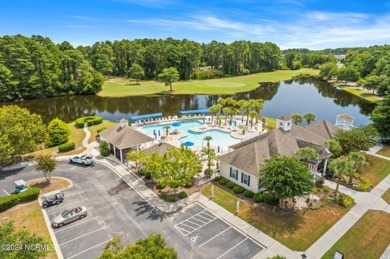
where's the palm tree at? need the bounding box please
[249,111,257,128]
[222,107,230,125]
[209,104,221,124]
[303,113,316,125]
[291,113,303,125]
[295,147,318,165]
[347,152,368,184]
[203,136,212,149]
[238,99,249,122]
[251,99,264,124]
[329,157,354,201]
[163,125,171,137]
[201,147,217,170]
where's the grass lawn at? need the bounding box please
[382,189,390,204]
[361,154,390,186]
[0,201,57,259]
[338,85,382,103]
[377,145,390,158]
[201,184,348,251]
[322,210,390,259]
[88,120,116,143]
[98,69,319,97]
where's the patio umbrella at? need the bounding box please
[172,122,181,127]
[183,141,194,147]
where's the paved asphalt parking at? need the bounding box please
[0,161,263,258]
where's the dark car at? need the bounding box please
[41,190,64,208]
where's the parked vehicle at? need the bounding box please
[69,154,94,166]
[14,179,29,194]
[52,206,88,228]
[41,190,64,208]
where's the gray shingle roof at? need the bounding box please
[99,124,154,150]
[143,142,177,155]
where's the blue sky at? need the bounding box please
[1,0,389,49]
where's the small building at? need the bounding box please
[99,118,154,162]
[219,116,340,193]
[335,114,354,130]
[142,142,177,155]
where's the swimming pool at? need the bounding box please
[142,120,241,149]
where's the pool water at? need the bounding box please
[142,120,241,149]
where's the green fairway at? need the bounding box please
[98,69,319,97]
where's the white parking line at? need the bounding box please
[185,218,217,236]
[216,237,248,259]
[181,220,202,228]
[198,227,232,248]
[176,210,205,224]
[67,239,111,259]
[54,217,98,234]
[195,213,213,222]
[2,189,10,195]
[190,217,207,225]
[60,227,105,246]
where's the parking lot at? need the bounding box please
[173,204,263,259]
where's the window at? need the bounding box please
[241,173,251,186]
[279,122,283,127]
[229,167,238,180]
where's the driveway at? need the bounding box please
[0,162,262,258]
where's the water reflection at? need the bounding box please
[2,78,375,125]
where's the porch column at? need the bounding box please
[113,145,116,157]
[120,149,123,162]
[323,158,329,176]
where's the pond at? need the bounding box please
[3,77,375,126]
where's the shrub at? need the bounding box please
[233,185,245,194]
[17,187,40,202]
[244,190,254,198]
[159,193,167,201]
[204,168,213,177]
[315,177,324,188]
[226,182,235,189]
[357,181,374,191]
[167,196,177,202]
[337,194,355,208]
[219,179,228,185]
[99,141,110,157]
[47,118,70,146]
[0,195,20,212]
[185,181,193,188]
[214,176,221,182]
[178,191,187,199]
[253,193,263,203]
[58,142,75,152]
[97,127,107,133]
[312,187,319,194]
[323,185,331,193]
[75,116,103,128]
[262,192,279,205]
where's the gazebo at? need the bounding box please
[335,114,355,130]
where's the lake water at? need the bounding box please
[3,77,375,126]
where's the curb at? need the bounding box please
[41,204,64,259]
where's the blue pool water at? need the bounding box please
[142,120,241,149]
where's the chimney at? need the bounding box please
[276,115,292,131]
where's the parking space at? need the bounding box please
[173,204,263,259]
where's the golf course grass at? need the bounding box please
[98,69,319,97]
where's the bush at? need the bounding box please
[97,127,107,133]
[185,181,193,188]
[159,193,167,201]
[262,192,279,205]
[0,195,20,212]
[219,178,228,185]
[323,185,331,193]
[47,118,70,146]
[167,196,177,202]
[204,168,213,177]
[253,193,263,203]
[178,191,187,199]
[226,182,235,189]
[58,142,75,152]
[244,190,254,198]
[357,181,374,191]
[233,185,245,194]
[75,116,103,128]
[214,176,221,182]
[337,194,355,208]
[315,177,324,188]
[17,187,40,202]
[99,141,110,157]
[312,187,319,194]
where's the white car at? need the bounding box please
[69,154,94,166]
[52,206,88,228]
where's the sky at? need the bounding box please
[0,0,390,49]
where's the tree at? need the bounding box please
[319,62,338,80]
[158,67,179,92]
[295,147,318,164]
[203,136,212,149]
[209,104,221,124]
[303,112,316,125]
[126,150,146,173]
[163,125,171,137]
[0,105,47,166]
[100,141,110,157]
[249,111,258,128]
[347,152,368,184]
[291,113,303,125]
[201,147,217,170]
[325,139,343,158]
[333,125,378,154]
[371,93,390,138]
[47,118,70,147]
[337,66,360,85]
[34,153,57,183]
[358,75,382,94]
[148,147,202,194]
[0,221,49,259]
[259,155,313,207]
[99,234,177,259]
[128,63,144,85]
[328,156,354,201]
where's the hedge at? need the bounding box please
[17,187,40,202]
[58,142,75,152]
[97,127,107,133]
[233,185,245,194]
[0,195,20,212]
[75,116,103,128]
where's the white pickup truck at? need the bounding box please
[69,154,94,166]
